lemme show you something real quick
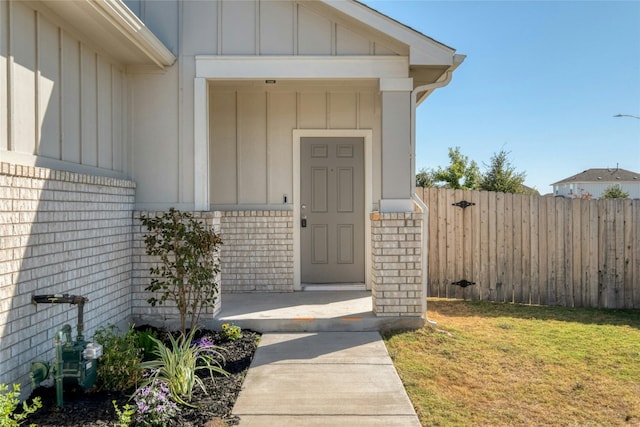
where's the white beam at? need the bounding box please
[195,56,408,79]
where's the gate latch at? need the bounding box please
[452,200,475,209]
[451,280,476,288]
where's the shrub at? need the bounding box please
[112,400,135,427]
[220,323,242,341]
[140,208,223,334]
[602,184,629,199]
[136,328,160,362]
[0,383,42,427]
[93,324,144,391]
[139,328,228,407]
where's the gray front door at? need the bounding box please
[300,137,364,283]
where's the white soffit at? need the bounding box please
[196,56,409,79]
[36,0,175,70]
[321,0,457,66]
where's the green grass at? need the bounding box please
[383,299,640,426]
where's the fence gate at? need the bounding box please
[417,187,640,309]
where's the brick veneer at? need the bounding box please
[0,162,135,392]
[370,212,425,316]
[220,211,294,293]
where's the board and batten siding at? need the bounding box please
[0,1,128,176]
[126,0,403,57]
[209,84,380,207]
[124,0,403,209]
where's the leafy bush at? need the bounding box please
[93,324,144,391]
[0,383,42,427]
[132,379,179,426]
[136,328,160,362]
[139,328,228,407]
[602,184,629,199]
[140,208,223,334]
[220,323,242,341]
[112,400,135,427]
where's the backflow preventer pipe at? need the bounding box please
[31,294,88,342]
[31,294,91,406]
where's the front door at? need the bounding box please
[300,137,364,284]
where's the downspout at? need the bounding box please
[410,57,464,327]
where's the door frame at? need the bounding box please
[293,129,373,291]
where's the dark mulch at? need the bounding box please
[25,329,260,427]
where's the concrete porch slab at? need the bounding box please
[207,291,424,332]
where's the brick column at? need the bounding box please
[370,212,424,317]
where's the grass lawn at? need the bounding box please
[384,299,640,426]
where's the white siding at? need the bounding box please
[125,0,404,208]
[554,182,640,199]
[0,2,128,175]
[130,68,180,206]
[209,83,381,208]
[0,1,7,152]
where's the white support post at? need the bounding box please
[194,77,209,211]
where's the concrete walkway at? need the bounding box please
[232,332,421,426]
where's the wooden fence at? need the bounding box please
[416,187,640,309]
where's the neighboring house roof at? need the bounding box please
[552,168,640,185]
[36,0,175,70]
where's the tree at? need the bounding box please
[416,168,434,188]
[479,149,527,193]
[601,185,629,199]
[431,147,481,189]
[140,208,223,334]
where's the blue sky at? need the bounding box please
[360,0,640,194]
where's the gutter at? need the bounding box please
[409,54,465,326]
[87,0,176,69]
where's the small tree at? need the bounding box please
[416,168,434,188]
[601,185,629,199]
[479,149,527,193]
[431,147,481,189]
[140,208,222,334]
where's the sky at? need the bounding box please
[360,0,640,194]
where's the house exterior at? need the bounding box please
[552,168,640,199]
[0,0,463,391]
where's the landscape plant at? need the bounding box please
[93,324,144,391]
[220,323,242,341]
[136,328,160,361]
[132,378,179,426]
[112,400,135,427]
[0,383,42,427]
[140,208,223,334]
[139,328,228,407]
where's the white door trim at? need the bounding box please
[293,129,372,291]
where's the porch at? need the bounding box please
[211,291,425,332]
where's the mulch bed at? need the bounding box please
[24,329,260,427]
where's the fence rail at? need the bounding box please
[417,187,640,309]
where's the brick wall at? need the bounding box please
[370,212,425,317]
[131,211,223,329]
[0,162,135,392]
[220,211,294,293]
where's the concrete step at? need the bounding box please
[208,291,424,332]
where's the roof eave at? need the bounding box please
[321,0,458,67]
[89,0,176,69]
[36,0,175,70]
